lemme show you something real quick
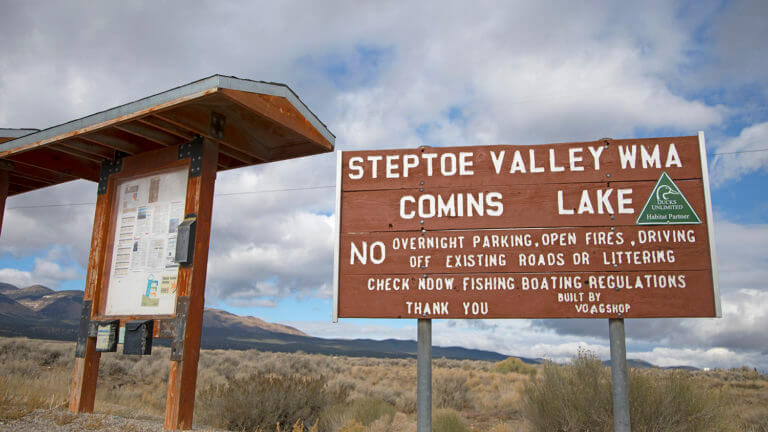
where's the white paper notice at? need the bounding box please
[104,167,188,316]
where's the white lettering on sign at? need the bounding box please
[418,277,454,290]
[407,301,449,315]
[399,192,503,219]
[557,189,634,215]
[488,145,607,175]
[368,277,410,291]
[575,303,631,314]
[348,152,476,179]
[348,143,684,182]
[350,241,386,265]
[617,144,682,170]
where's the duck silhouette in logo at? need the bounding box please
[656,184,681,202]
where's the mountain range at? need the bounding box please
[0,282,512,361]
[0,282,695,369]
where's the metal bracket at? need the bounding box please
[0,160,14,172]
[75,300,93,358]
[169,296,190,361]
[178,136,204,178]
[97,153,125,195]
[210,111,225,140]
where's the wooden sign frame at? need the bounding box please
[333,133,720,321]
[69,137,219,430]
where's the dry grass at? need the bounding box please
[524,350,736,431]
[0,336,765,431]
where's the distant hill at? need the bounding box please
[0,292,38,318]
[0,282,508,361]
[0,282,20,294]
[4,284,55,301]
[0,282,696,367]
[204,307,306,337]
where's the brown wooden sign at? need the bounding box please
[333,134,720,320]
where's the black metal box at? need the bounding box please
[174,216,197,265]
[123,320,154,355]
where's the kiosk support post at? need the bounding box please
[164,139,219,430]
[69,175,114,413]
[417,318,432,432]
[609,318,631,432]
[0,161,10,236]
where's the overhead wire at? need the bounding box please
[7,185,335,210]
[5,147,768,210]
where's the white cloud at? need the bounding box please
[1,181,96,266]
[710,122,768,186]
[0,254,81,289]
[290,320,417,341]
[631,346,764,370]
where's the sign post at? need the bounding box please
[0,160,10,236]
[609,318,630,431]
[333,134,720,430]
[417,318,432,432]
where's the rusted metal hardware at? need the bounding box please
[157,297,190,361]
[97,155,124,195]
[170,296,190,361]
[74,300,93,358]
[210,111,226,139]
[177,136,204,177]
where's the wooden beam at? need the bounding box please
[80,132,151,155]
[9,160,79,185]
[114,122,185,147]
[221,88,332,150]
[137,116,196,141]
[216,152,248,171]
[0,166,8,236]
[96,128,165,152]
[7,148,100,182]
[50,144,106,163]
[65,138,121,160]
[149,112,263,165]
[7,183,30,196]
[9,174,51,190]
[68,181,114,413]
[164,139,219,430]
[9,171,58,187]
[156,107,272,162]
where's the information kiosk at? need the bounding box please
[0,76,334,430]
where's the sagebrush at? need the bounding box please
[0,337,766,431]
[523,350,732,432]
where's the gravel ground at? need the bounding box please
[0,408,220,431]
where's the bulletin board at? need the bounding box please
[103,166,188,316]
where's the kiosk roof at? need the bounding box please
[0,75,335,196]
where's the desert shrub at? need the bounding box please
[740,410,768,432]
[346,397,396,426]
[320,397,396,431]
[524,350,730,432]
[523,350,612,431]
[434,374,470,410]
[395,391,417,414]
[337,420,366,432]
[630,370,729,431]
[432,408,469,432]
[494,357,537,376]
[195,372,334,431]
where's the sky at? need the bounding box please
[1,0,767,370]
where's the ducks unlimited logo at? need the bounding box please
[636,172,701,225]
